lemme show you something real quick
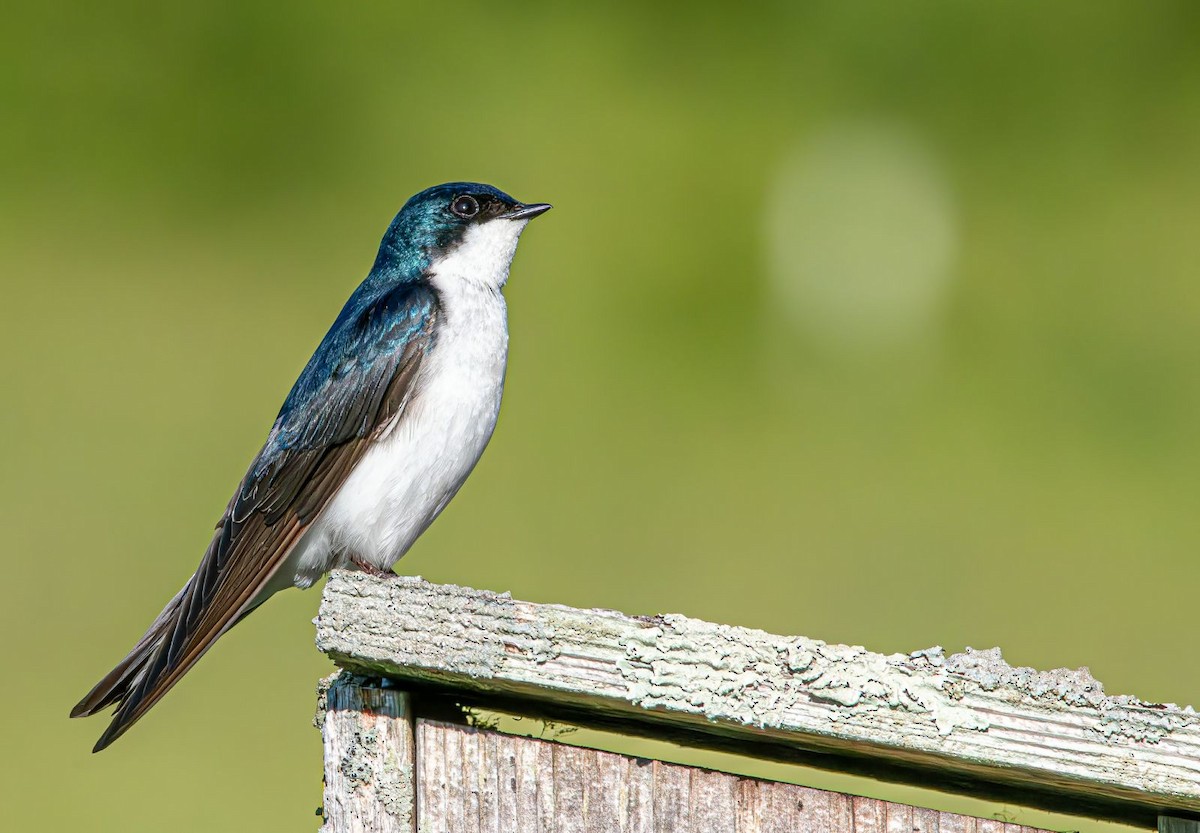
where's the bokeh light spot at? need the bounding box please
[765,121,958,352]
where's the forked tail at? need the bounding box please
[70,584,188,752]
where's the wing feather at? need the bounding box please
[73,282,440,751]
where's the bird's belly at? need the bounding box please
[286,313,508,589]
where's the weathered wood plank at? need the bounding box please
[1160,817,1200,833]
[318,675,415,833]
[414,717,1050,832]
[316,571,1200,825]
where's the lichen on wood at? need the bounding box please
[318,673,415,833]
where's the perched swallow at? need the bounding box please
[72,183,551,751]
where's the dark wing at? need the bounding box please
[71,281,440,752]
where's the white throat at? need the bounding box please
[431,218,531,293]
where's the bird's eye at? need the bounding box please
[450,195,480,219]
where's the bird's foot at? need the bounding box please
[349,557,398,580]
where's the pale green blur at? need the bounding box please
[3,3,1199,830]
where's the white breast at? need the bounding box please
[284,218,529,589]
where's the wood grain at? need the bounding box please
[316,572,1200,825]
[414,717,1049,833]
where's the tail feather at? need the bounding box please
[69,585,187,734]
[71,576,275,752]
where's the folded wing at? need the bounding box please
[72,282,440,751]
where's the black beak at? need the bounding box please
[503,203,553,220]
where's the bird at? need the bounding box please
[71,182,551,752]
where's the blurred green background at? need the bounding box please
[4,2,1200,830]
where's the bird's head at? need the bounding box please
[373,182,551,288]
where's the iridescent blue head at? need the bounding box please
[372,182,551,280]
